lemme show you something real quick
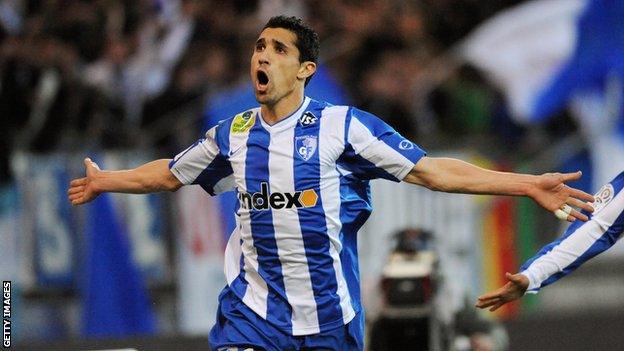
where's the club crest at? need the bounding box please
[295,135,318,161]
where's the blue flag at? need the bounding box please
[81,191,156,337]
[532,0,624,130]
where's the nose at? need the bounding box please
[257,50,270,66]
[258,56,269,66]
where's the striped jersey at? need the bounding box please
[521,171,624,293]
[169,97,425,335]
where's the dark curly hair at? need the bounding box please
[263,16,320,86]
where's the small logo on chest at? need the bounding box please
[299,111,318,126]
[231,111,256,133]
[295,135,318,161]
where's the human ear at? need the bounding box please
[297,61,316,81]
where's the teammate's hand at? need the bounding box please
[529,171,595,222]
[67,158,101,205]
[475,272,529,312]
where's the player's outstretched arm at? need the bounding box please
[68,157,183,205]
[403,156,594,222]
[475,273,529,312]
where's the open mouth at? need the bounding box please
[257,70,269,86]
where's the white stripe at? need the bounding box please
[224,226,241,285]
[523,188,624,290]
[348,117,415,180]
[170,127,221,184]
[268,126,320,335]
[319,106,355,324]
[226,118,269,319]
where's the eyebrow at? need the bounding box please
[255,37,291,49]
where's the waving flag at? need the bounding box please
[461,0,624,190]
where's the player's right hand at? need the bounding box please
[67,157,101,205]
[475,272,529,312]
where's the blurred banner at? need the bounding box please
[103,154,169,283]
[12,153,77,288]
[12,153,169,290]
[461,0,624,192]
[175,185,227,335]
[10,152,168,340]
[0,183,20,340]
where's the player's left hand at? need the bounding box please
[475,272,529,312]
[529,171,595,222]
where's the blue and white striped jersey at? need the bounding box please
[521,171,624,293]
[169,97,426,335]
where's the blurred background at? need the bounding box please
[2,0,624,350]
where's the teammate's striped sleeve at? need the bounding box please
[520,171,624,293]
[343,107,426,181]
[169,126,234,195]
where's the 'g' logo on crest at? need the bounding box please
[295,135,318,161]
[399,140,414,150]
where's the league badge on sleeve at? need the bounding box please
[592,183,614,214]
[295,135,318,161]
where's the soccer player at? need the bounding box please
[68,16,595,351]
[476,171,623,312]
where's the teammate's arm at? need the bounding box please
[68,157,182,205]
[474,273,529,312]
[403,156,595,222]
[476,172,624,311]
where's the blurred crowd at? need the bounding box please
[1,0,554,186]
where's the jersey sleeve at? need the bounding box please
[169,126,235,195]
[520,172,624,293]
[341,108,426,181]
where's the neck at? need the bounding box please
[260,89,304,125]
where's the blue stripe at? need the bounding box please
[338,175,372,313]
[339,143,398,181]
[215,108,239,238]
[338,108,396,181]
[338,107,425,182]
[244,120,292,332]
[611,171,624,195]
[293,100,343,331]
[215,118,233,157]
[337,106,373,312]
[193,154,233,195]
